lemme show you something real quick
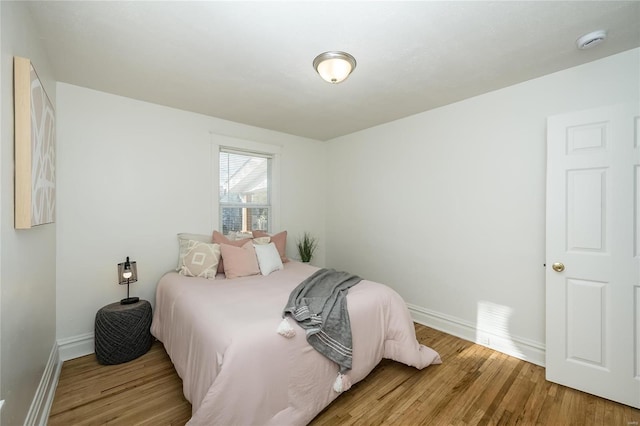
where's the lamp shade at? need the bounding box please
[117,257,138,285]
[313,51,356,84]
[118,256,139,305]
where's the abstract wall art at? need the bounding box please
[14,56,56,229]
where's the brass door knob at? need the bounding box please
[552,262,565,272]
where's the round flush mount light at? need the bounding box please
[313,51,357,84]
[576,30,607,50]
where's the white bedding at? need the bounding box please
[151,261,441,425]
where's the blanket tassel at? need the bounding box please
[333,373,352,393]
[277,317,296,338]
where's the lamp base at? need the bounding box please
[120,297,139,305]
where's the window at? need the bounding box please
[219,148,272,235]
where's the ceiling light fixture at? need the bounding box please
[313,51,357,84]
[576,30,607,50]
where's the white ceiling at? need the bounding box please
[26,1,640,141]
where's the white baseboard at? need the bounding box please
[57,332,95,361]
[24,334,96,426]
[407,303,546,367]
[25,343,61,426]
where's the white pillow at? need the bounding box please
[252,236,271,245]
[253,242,284,276]
[228,231,253,241]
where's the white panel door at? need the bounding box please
[546,103,640,408]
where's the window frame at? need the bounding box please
[214,138,281,236]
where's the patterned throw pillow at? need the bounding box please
[176,233,212,271]
[180,240,221,279]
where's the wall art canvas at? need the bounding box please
[14,56,56,229]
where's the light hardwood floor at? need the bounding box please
[49,324,640,425]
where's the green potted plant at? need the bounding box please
[296,232,318,263]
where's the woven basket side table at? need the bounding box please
[94,300,153,365]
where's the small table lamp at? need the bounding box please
[117,256,139,305]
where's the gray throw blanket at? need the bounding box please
[283,268,362,373]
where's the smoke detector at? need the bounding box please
[576,30,607,50]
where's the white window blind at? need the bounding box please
[219,147,272,235]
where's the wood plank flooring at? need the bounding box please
[49,324,640,425]
[49,341,191,425]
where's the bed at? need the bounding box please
[151,260,441,425]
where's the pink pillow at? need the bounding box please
[252,230,289,263]
[219,241,260,279]
[212,231,253,273]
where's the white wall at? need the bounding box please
[325,48,640,363]
[0,2,57,424]
[56,83,326,343]
[56,49,639,366]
